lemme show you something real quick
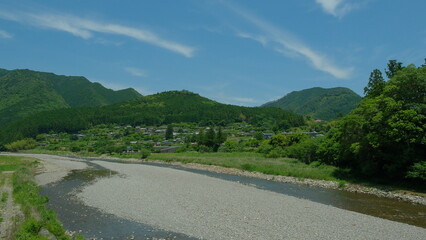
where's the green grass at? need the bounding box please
[0,155,82,239]
[148,152,340,181]
[0,155,31,164]
[1,192,7,202]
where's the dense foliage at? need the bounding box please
[0,91,305,147]
[0,68,141,126]
[318,61,426,181]
[262,87,362,120]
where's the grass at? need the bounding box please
[0,155,35,171]
[147,152,340,181]
[1,192,7,202]
[0,155,82,240]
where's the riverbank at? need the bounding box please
[3,152,426,237]
[7,151,426,205]
[145,159,426,205]
[77,160,426,239]
[51,151,425,206]
[0,155,82,239]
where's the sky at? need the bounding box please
[0,0,425,106]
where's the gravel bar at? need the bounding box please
[78,161,426,240]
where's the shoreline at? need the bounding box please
[3,152,425,205]
[79,155,426,206]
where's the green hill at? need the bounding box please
[262,87,362,120]
[0,68,141,126]
[0,90,305,146]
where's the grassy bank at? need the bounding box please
[147,152,340,181]
[21,149,341,181]
[0,155,82,240]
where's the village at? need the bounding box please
[34,122,325,156]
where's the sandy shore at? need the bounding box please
[77,160,426,239]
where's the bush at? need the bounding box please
[70,146,81,152]
[218,140,241,152]
[282,137,323,164]
[5,138,36,152]
[406,161,426,180]
[265,148,286,158]
[140,149,151,159]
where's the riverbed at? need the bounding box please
[3,153,426,239]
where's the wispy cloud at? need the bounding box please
[124,67,148,78]
[314,0,359,18]
[0,10,195,57]
[215,94,259,106]
[236,32,268,46]
[0,29,12,39]
[228,3,352,79]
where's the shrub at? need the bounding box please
[5,138,36,152]
[282,137,323,164]
[406,161,426,180]
[218,140,241,152]
[140,149,151,159]
[70,146,81,152]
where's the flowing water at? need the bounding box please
[41,159,426,239]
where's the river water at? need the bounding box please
[41,159,426,239]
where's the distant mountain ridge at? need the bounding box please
[0,68,141,126]
[262,87,362,120]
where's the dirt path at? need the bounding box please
[0,172,21,239]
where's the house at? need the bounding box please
[154,146,180,153]
[263,133,274,139]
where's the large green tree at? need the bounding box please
[364,69,385,98]
[318,61,426,180]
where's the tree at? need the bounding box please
[214,127,227,151]
[318,61,426,180]
[364,69,385,97]
[204,127,216,148]
[197,128,205,145]
[385,60,403,79]
[254,132,264,141]
[165,125,173,140]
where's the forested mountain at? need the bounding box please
[262,87,362,120]
[0,90,304,146]
[0,68,141,126]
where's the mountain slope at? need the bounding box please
[0,68,141,126]
[262,87,362,120]
[0,90,305,146]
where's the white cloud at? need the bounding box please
[314,0,359,18]
[124,67,148,78]
[230,4,352,79]
[214,94,259,106]
[0,10,195,57]
[0,29,12,38]
[236,32,268,46]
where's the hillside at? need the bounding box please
[0,90,304,146]
[262,87,362,120]
[0,68,141,126]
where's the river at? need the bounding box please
[40,157,426,239]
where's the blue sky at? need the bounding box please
[0,0,425,106]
